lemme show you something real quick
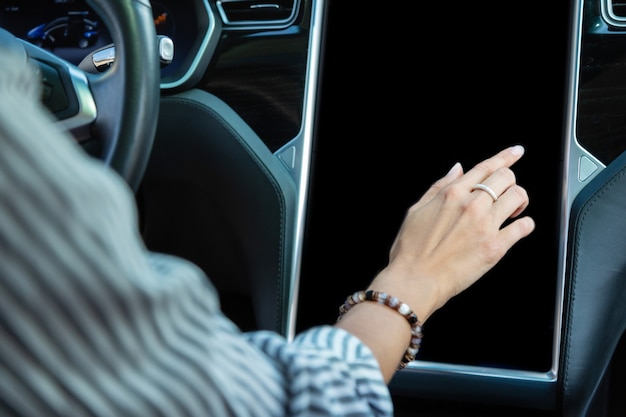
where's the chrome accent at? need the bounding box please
[281,0,324,340]
[157,35,175,65]
[601,0,626,27]
[92,46,115,71]
[217,0,299,30]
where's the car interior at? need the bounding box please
[2,0,626,415]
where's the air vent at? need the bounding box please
[217,0,299,28]
[602,0,626,27]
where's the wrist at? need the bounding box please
[367,265,443,324]
[337,290,423,371]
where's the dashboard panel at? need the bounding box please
[0,0,306,151]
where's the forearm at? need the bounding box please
[335,302,410,382]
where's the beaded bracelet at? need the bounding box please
[337,290,423,371]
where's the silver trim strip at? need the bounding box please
[281,0,324,341]
[391,361,557,409]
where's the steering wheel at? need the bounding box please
[1,0,160,191]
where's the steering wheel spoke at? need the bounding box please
[21,41,97,143]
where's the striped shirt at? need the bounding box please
[0,51,392,416]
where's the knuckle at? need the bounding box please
[441,182,465,201]
[464,197,484,215]
[510,184,528,201]
[493,166,516,184]
[481,237,507,264]
[460,193,485,216]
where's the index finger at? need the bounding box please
[460,145,526,187]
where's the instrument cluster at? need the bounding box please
[0,0,177,67]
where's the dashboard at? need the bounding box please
[0,0,307,150]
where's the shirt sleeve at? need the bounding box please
[245,327,393,417]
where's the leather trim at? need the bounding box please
[140,89,297,333]
[560,150,626,416]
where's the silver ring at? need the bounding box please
[472,183,498,202]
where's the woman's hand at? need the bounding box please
[335,145,535,382]
[376,144,535,317]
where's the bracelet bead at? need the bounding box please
[337,290,423,371]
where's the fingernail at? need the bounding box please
[447,162,462,176]
[511,145,525,156]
